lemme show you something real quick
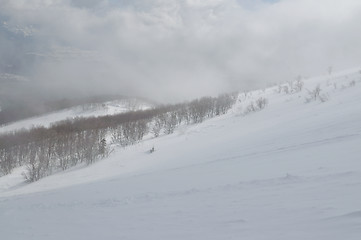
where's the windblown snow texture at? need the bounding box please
[1,69,361,240]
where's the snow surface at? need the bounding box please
[1,69,361,240]
[0,99,152,134]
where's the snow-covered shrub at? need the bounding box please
[276,78,304,95]
[255,97,268,110]
[283,85,290,94]
[245,102,257,113]
[305,85,328,103]
[293,78,304,92]
[244,97,268,114]
[319,94,329,102]
[307,85,321,101]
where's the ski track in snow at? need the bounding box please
[1,68,361,240]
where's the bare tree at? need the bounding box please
[151,116,164,137]
[305,85,321,103]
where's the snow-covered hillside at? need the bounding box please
[0,69,361,240]
[0,98,153,134]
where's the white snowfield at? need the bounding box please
[0,98,152,134]
[1,69,361,240]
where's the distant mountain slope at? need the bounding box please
[0,68,360,240]
[0,98,153,134]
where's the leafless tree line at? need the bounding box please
[0,93,237,181]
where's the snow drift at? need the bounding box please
[0,68,361,240]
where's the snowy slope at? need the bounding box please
[0,69,361,240]
[0,98,152,134]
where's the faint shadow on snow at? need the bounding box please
[339,211,361,218]
[239,173,302,187]
[222,219,248,224]
[325,210,361,221]
[1,180,28,193]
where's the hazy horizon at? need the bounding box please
[1,0,361,103]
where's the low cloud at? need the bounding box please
[1,0,361,103]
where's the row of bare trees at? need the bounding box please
[0,93,237,181]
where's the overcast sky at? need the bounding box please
[1,0,361,102]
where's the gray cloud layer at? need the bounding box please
[1,0,361,102]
